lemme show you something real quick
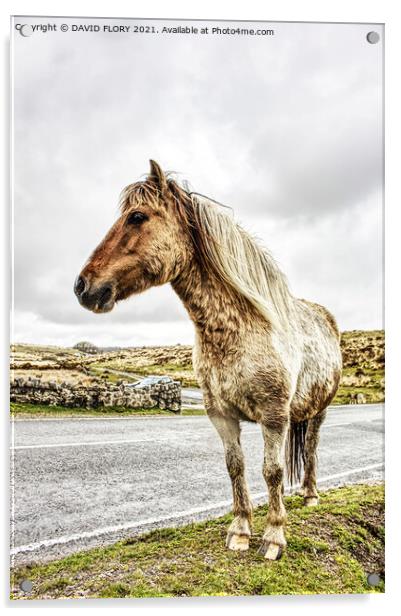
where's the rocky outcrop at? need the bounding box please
[73,341,99,354]
[349,392,367,405]
[340,331,384,370]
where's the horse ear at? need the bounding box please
[149,159,167,193]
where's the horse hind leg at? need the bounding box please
[208,413,253,551]
[258,414,289,561]
[302,408,327,506]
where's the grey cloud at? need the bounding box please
[12,18,383,345]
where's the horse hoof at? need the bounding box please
[226,533,250,551]
[304,496,319,507]
[257,541,283,560]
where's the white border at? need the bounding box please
[2,1,400,613]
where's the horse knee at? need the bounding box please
[263,463,284,488]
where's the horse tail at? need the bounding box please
[285,419,308,485]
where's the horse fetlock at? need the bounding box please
[262,523,286,546]
[228,515,251,536]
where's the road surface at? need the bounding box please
[10,403,384,566]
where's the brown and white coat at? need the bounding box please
[75,160,342,560]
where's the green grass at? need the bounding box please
[10,402,205,418]
[87,367,138,385]
[10,483,384,600]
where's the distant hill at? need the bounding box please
[10,330,384,405]
[336,330,384,404]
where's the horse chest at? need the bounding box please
[193,345,245,400]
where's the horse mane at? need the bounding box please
[119,175,292,331]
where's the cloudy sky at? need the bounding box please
[12,17,383,347]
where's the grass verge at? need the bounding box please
[10,402,205,418]
[333,367,385,406]
[10,483,384,600]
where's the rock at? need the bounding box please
[73,341,99,354]
[10,374,181,413]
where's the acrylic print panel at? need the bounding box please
[10,17,384,599]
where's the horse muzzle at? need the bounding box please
[74,275,116,313]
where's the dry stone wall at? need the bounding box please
[10,376,181,413]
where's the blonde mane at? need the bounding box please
[188,193,292,331]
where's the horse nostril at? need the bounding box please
[74,276,86,297]
[98,285,113,308]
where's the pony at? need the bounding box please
[74,160,342,560]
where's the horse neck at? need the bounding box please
[171,255,255,350]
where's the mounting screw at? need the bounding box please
[366,31,380,44]
[367,573,381,586]
[20,579,33,593]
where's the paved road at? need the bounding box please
[182,387,204,406]
[10,404,384,566]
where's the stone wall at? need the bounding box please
[10,376,181,413]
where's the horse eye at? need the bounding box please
[127,211,148,226]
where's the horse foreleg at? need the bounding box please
[208,413,253,551]
[302,408,327,506]
[259,417,289,561]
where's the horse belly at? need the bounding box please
[196,350,293,424]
